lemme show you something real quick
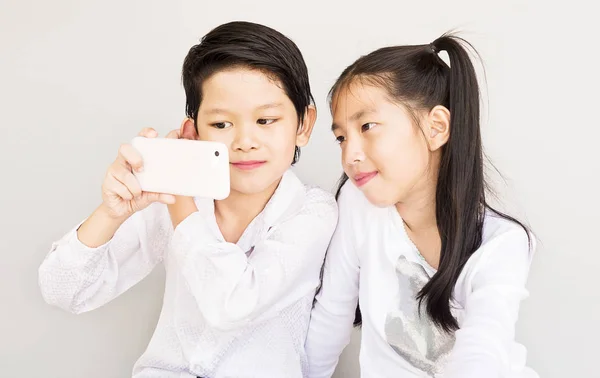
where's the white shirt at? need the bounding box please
[38,170,337,378]
[306,182,538,378]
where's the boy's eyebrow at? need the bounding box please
[203,103,283,115]
[256,102,283,110]
[204,108,230,115]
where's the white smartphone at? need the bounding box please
[131,137,230,200]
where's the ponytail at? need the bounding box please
[416,35,485,332]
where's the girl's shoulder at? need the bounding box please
[336,179,398,232]
[336,179,380,215]
[481,211,534,251]
[456,211,536,295]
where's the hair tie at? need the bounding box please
[429,43,439,54]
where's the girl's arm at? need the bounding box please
[305,185,361,378]
[441,228,536,378]
[169,188,338,331]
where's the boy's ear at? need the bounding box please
[295,105,317,147]
[180,118,199,140]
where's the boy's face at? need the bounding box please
[188,68,314,196]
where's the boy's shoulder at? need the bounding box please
[298,185,338,221]
[262,170,336,225]
[303,184,336,207]
[281,169,336,208]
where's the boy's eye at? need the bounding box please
[335,135,346,144]
[212,121,233,129]
[361,122,376,132]
[257,118,276,125]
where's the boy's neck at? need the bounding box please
[214,178,281,244]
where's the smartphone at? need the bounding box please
[131,137,230,200]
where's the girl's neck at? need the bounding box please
[396,177,441,269]
[214,178,281,244]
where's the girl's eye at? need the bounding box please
[361,122,377,132]
[257,118,276,125]
[335,135,346,144]
[212,121,233,129]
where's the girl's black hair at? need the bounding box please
[182,21,314,164]
[331,34,530,332]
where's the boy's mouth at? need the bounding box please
[231,160,266,171]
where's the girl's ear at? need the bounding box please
[426,105,450,151]
[295,105,317,147]
[180,118,199,140]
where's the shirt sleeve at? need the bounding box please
[305,184,362,378]
[169,188,338,331]
[38,203,171,314]
[439,227,537,378]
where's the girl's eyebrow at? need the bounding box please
[331,108,376,131]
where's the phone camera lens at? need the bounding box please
[214,151,220,157]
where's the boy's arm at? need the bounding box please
[38,203,170,314]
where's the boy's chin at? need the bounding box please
[229,174,282,197]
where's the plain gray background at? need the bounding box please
[1,0,598,377]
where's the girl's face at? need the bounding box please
[183,68,315,196]
[331,82,438,207]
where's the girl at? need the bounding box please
[306,34,537,378]
[38,21,337,378]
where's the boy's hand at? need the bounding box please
[100,128,176,221]
[79,128,177,248]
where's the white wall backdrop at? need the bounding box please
[1,0,597,377]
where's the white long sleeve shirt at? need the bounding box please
[306,181,538,378]
[38,170,338,378]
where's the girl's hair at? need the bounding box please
[182,21,314,164]
[331,33,530,332]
